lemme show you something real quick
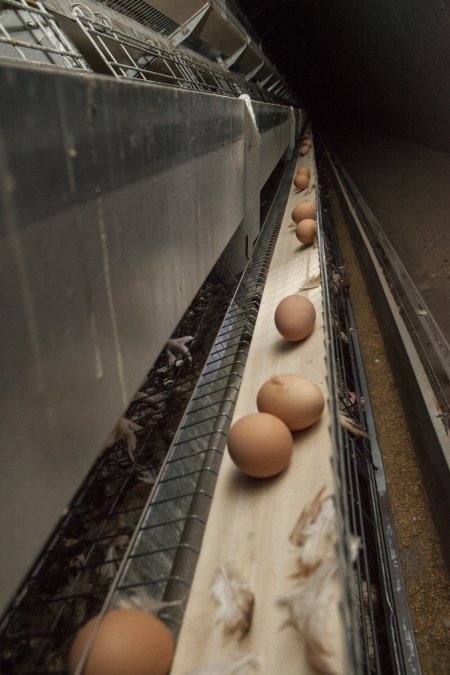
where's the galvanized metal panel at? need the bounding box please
[253,101,291,187]
[0,62,245,611]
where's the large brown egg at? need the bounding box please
[299,146,309,156]
[291,201,316,223]
[298,167,310,178]
[68,609,174,675]
[257,375,325,431]
[274,294,316,341]
[294,172,309,190]
[296,219,317,245]
[227,412,293,478]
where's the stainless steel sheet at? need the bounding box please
[253,101,292,186]
[0,63,245,610]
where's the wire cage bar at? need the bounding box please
[0,157,295,673]
[0,0,90,69]
[0,258,240,673]
[72,9,266,99]
[91,158,299,636]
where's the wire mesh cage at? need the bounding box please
[71,5,264,99]
[0,0,90,69]
[0,259,238,674]
[0,157,295,674]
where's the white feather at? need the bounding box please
[112,587,181,613]
[292,496,336,575]
[211,562,255,639]
[279,557,339,674]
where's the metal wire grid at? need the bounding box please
[100,158,297,636]
[0,0,90,69]
[0,156,293,673]
[318,161,420,673]
[0,265,238,674]
[100,0,179,36]
[71,10,271,100]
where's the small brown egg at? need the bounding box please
[274,294,316,341]
[296,218,317,245]
[299,145,309,156]
[257,375,325,431]
[68,609,174,675]
[298,167,310,178]
[294,172,309,190]
[302,139,313,148]
[291,201,316,223]
[227,412,293,478]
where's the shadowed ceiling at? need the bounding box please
[237,0,450,152]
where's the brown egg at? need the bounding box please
[294,172,309,190]
[298,145,309,156]
[298,167,310,178]
[296,219,317,245]
[274,294,316,341]
[68,609,174,675]
[291,201,316,223]
[227,412,293,478]
[257,375,325,431]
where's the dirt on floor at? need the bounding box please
[327,181,450,674]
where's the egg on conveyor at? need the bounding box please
[291,201,316,223]
[294,172,309,190]
[298,167,311,178]
[296,218,317,245]
[274,294,316,341]
[68,609,174,675]
[227,412,293,478]
[257,375,325,431]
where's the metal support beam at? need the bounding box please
[244,59,264,81]
[258,72,274,87]
[169,1,210,47]
[223,37,249,68]
[222,94,261,275]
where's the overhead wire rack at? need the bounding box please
[0,0,90,69]
[71,6,268,99]
[0,0,295,103]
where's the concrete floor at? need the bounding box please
[328,130,450,342]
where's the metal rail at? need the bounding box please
[318,142,422,673]
[324,143,450,570]
[0,0,89,69]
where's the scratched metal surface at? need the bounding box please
[254,101,292,187]
[0,62,247,612]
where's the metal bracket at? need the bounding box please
[267,78,280,92]
[223,38,250,68]
[245,59,264,81]
[222,94,261,275]
[169,1,210,47]
[258,72,274,87]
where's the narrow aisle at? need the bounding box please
[328,130,450,341]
